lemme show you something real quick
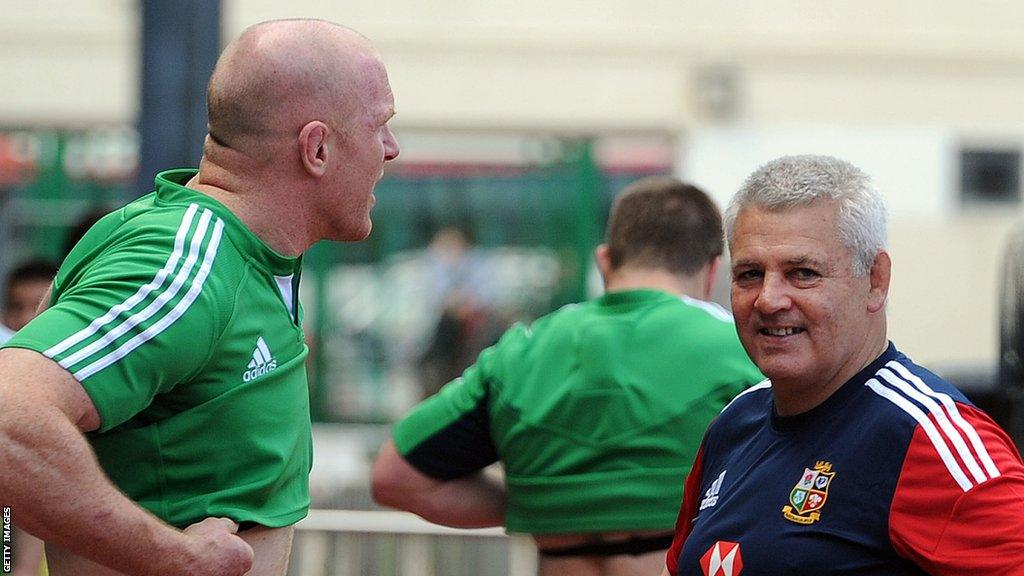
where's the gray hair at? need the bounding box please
[723,155,887,276]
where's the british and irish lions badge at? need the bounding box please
[697,460,837,576]
[782,461,834,524]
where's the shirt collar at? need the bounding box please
[153,169,301,276]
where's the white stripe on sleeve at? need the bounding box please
[73,218,224,380]
[865,378,974,492]
[58,209,214,371]
[45,204,200,358]
[886,361,1001,480]
[877,368,987,484]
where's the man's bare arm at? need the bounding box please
[371,439,505,528]
[0,347,253,576]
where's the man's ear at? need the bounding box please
[594,244,613,284]
[298,121,329,177]
[702,255,722,301]
[867,250,891,313]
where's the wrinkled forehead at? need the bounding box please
[729,202,852,262]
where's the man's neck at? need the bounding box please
[772,328,889,416]
[603,267,706,300]
[186,164,312,257]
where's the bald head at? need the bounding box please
[206,19,379,155]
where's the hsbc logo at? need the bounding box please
[700,541,743,576]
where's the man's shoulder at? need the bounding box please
[125,193,222,234]
[898,357,969,401]
[679,295,735,324]
[72,194,207,248]
[651,296,743,344]
[504,294,669,345]
[539,293,735,327]
[846,349,979,445]
[719,379,772,413]
[55,195,248,309]
[75,194,245,265]
[865,352,974,412]
[860,350,1014,499]
[709,379,772,435]
[504,300,592,339]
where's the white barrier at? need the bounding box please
[293,509,538,576]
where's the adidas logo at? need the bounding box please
[700,470,727,511]
[243,336,278,382]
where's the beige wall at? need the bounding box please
[0,0,137,126]
[7,1,1024,128]
[223,0,1024,129]
[888,215,1017,368]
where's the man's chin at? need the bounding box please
[350,225,372,242]
[334,221,372,243]
[753,356,809,384]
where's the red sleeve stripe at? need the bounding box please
[866,378,975,492]
[667,445,706,576]
[885,361,1001,479]
[877,369,988,484]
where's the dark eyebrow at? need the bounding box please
[787,256,827,269]
[731,256,832,272]
[788,256,839,276]
[787,256,816,266]
[730,259,761,270]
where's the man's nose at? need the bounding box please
[383,125,400,162]
[754,273,792,315]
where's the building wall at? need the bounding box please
[8,1,1024,129]
[0,0,137,127]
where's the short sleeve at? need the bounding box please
[889,403,1024,575]
[4,211,225,432]
[391,331,513,479]
[666,443,706,576]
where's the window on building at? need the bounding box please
[961,148,1021,204]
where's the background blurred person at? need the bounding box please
[665,155,1024,576]
[373,176,763,576]
[2,259,58,334]
[999,221,1024,447]
[417,225,503,397]
[62,207,112,259]
[0,17,398,576]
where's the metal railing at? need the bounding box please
[291,510,538,576]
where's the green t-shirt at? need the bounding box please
[4,169,311,528]
[394,289,764,534]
